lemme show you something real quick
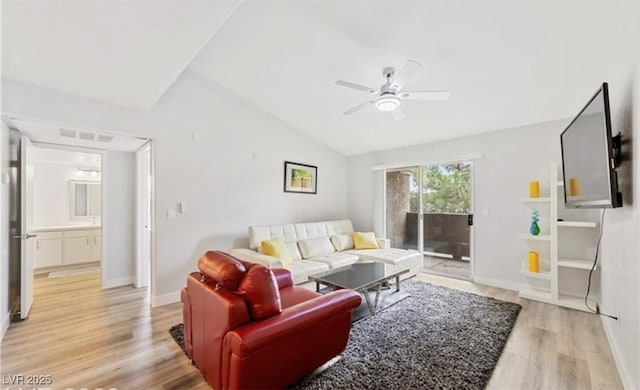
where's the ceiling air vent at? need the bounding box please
[59,128,77,138]
[78,132,96,141]
[96,135,113,143]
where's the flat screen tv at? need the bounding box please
[560,82,622,208]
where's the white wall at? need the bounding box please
[1,69,348,303]
[32,162,100,227]
[0,122,10,340]
[596,41,640,389]
[103,151,135,287]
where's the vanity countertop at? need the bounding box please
[33,225,101,232]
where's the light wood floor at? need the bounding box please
[0,272,622,389]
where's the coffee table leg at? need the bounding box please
[395,275,400,292]
[316,282,320,292]
[373,283,382,312]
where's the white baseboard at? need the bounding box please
[103,276,134,289]
[151,290,181,307]
[601,316,632,390]
[1,313,10,341]
[472,275,524,292]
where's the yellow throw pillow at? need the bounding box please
[261,237,293,265]
[352,232,379,250]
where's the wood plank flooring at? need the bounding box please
[0,272,622,389]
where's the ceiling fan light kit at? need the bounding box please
[335,60,451,120]
[375,95,400,112]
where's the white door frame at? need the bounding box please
[19,134,35,319]
[135,141,152,289]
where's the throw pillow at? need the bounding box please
[284,240,302,260]
[261,237,293,265]
[235,264,282,320]
[297,237,336,259]
[330,234,355,251]
[352,232,379,250]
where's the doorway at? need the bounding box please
[385,161,473,280]
[4,116,152,322]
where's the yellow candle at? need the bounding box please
[528,251,539,273]
[529,181,540,198]
[569,178,580,197]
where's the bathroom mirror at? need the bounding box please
[70,180,101,219]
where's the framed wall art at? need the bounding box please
[284,161,317,194]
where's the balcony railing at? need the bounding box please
[404,212,470,259]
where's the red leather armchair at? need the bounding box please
[181,251,361,390]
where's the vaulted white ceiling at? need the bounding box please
[2,0,240,110]
[3,1,639,155]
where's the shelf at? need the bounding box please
[557,258,596,270]
[518,163,601,314]
[519,287,552,301]
[518,197,551,203]
[519,268,551,280]
[520,289,598,313]
[557,221,597,228]
[518,233,551,241]
[557,294,598,313]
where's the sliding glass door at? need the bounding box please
[420,162,472,261]
[384,161,473,279]
[385,168,420,250]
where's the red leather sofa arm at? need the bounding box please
[271,268,293,289]
[224,289,361,357]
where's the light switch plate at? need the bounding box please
[179,202,188,213]
[167,209,177,219]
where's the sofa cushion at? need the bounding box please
[284,241,302,260]
[261,237,293,265]
[284,260,330,285]
[235,263,282,320]
[197,251,247,290]
[330,234,354,251]
[298,237,335,259]
[344,248,422,265]
[306,252,359,269]
[352,232,379,250]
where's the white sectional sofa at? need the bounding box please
[230,220,422,285]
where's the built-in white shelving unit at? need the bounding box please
[518,163,599,312]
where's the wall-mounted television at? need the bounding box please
[560,82,622,208]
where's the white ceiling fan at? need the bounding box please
[335,60,451,121]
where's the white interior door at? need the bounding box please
[135,142,151,288]
[20,135,35,319]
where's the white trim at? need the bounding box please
[103,276,134,289]
[1,313,10,341]
[472,275,524,292]
[149,140,157,300]
[100,152,108,290]
[600,316,632,390]
[151,290,181,307]
[371,152,484,171]
[135,141,151,289]
[469,160,475,279]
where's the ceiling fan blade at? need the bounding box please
[342,101,374,115]
[389,60,422,90]
[391,106,406,121]
[335,80,379,94]
[400,90,451,101]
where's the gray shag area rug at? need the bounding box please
[169,279,521,390]
[290,279,521,390]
